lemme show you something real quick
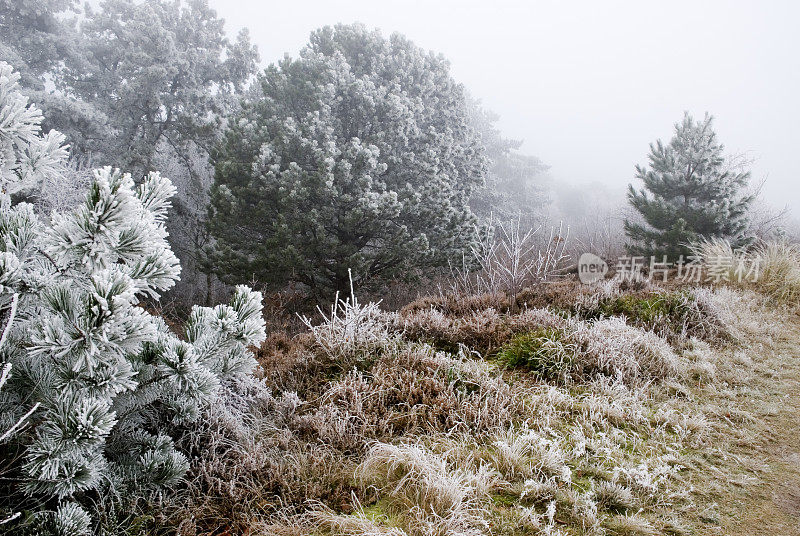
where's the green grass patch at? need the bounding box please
[580,291,698,339]
[495,327,575,380]
[599,292,692,324]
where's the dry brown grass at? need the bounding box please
[692,238,800,305]
[397,305,567,357]
[355,441,494,536]
[293,344,527,453]
[755,241,800,302]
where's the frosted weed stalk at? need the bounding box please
[299,269,393,362]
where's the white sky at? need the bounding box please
[209,0,800,211]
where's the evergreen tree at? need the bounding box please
[0,62,68,198]
[467,100,550,225]
[0,0,79,91]
[2,0,260,305]
[625,112,753,258]
[55,0,259,172]
[0,62,266,534]
[208,24,487,297]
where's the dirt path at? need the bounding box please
[712,315,800,535]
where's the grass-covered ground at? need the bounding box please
[138,271,800,536]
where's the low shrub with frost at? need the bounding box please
[496,327,577,381]
[578,287,728,344]
[355,441,495,536]
[494,316,680,385]
[652,405,709,442]
[572,317,682,384]
[402,292,510,317]
[399,305,566,356]
[300,273,394,364]
[297,344,525,451]
[689,285,780,342]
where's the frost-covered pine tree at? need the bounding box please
[625,112,753,258]
[208,23,488,297]
[0,63,68,199]
[467,100,550,225]
[0,62,266,535]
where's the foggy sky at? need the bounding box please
[209,0,800,212]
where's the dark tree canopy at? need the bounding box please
[208,23,487,297]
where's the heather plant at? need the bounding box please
[0,63,266,534]
[495,318,680,386]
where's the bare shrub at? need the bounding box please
[35,158,93,215]
[441,218,569,307]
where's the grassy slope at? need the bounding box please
[324,287,800,536]
[157,282,800,536]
